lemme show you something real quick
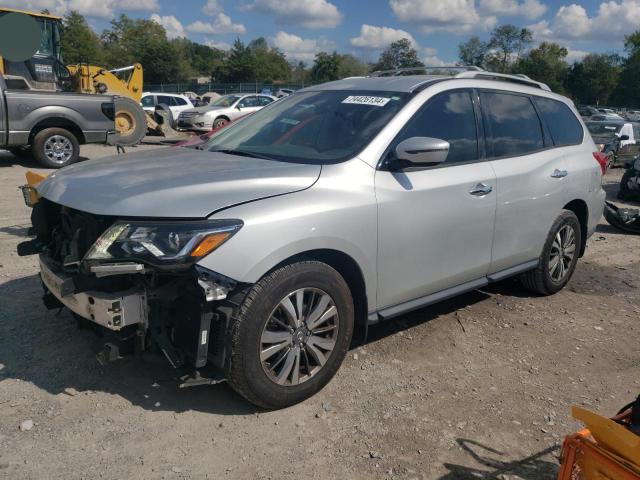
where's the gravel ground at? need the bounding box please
[0,144,638,480]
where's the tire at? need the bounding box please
[224,261,354,409]
[606,152,615,170]
[213,117,229,129]
[617,170,638,201]
[31,128,80,168]
[520,210,582,296]
[113,96,147,146]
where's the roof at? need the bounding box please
[0,7,61,20]
[299,75,444,93]
[299,70,552,94]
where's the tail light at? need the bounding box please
[593,152,608,175]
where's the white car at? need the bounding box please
[177,94,276,132]
[140,93,194,119]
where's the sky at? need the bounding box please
[3,0,640,65]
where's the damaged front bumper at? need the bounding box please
[39,255,147,331]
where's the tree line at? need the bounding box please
[60,11,640,107]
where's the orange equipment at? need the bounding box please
[558,405,640,480]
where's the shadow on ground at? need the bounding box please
[438,438,559,479]
[0,271,528,416]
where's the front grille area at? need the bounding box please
[179,111,197,120]
[33,199,113,272]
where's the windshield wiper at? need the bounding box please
[211,149,276,160]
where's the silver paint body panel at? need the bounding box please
[37,76,606,315]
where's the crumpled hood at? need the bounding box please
[37,147,320,218]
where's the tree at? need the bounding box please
[458,36,488,67]
[290,61,309,85]
[173,37,225,79]
[486,24,533,73]
[219,38,255,82]
[373,38,424,72]
[310,51,340,83]
[337,54,369,78]
[516,42,568,93]
[61,11,103,64]
[249,37,291,82]
[614,31,640,107]
[568,53,620,106]
[101,15,187,84]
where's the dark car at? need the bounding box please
[586,120,640,168]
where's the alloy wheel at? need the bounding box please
[260,288,339,386]
[44,135,74,165]
[548,224,576,282]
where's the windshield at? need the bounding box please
[587,122,622,138]
[203,90,412,164]
[210,95,240,107]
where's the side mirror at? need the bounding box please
[619,134,629,141]
[236,104,243,110]
[394,137,449,165]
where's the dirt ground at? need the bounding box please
[0,144,638,480]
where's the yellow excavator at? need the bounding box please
[0,7,150,145]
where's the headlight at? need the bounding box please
[84,220,242,266]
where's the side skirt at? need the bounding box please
[368,260,539,324]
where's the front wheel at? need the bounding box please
[224,261,354,409]
[212,117,229,130]
[520,210,582,295]
[32,128,80,168]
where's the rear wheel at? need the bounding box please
[520,210,582,295]
[32,128,79,168]
[225,261,354,409]
[113,97,147,146]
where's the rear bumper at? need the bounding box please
[39,255,147,331]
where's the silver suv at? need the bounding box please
[22,70,606,408]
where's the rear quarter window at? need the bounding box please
[535,97,583,146]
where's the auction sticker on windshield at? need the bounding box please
[342,96,391,107]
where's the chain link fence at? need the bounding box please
[143,82,308,96]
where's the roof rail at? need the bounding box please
[454,71,551,91]
[369,65,484,77]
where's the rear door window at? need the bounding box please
[480,91,544,158]
[390,90,479,165]
[535,97,583,146]
[157,95,173,106]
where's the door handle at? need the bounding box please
[469,183,493,196]
[551,169,568,178]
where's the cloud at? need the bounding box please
[202,0,222,16]
[245,0,342,28]
[349,24,417,49]
[271,30,335,63]
[479,0,547,19]
[0,0,159,18]
[528,0,640,42]
[422,47,446,66]
[389,0,497,34]
[187,13,246,35]
[205,39,232,51]
[150,14,185,39]
[565,48,589,62]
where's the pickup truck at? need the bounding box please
[0,75,115,168]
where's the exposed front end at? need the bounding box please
[21,198,241,381]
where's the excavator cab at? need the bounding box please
[0,8,68,91]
